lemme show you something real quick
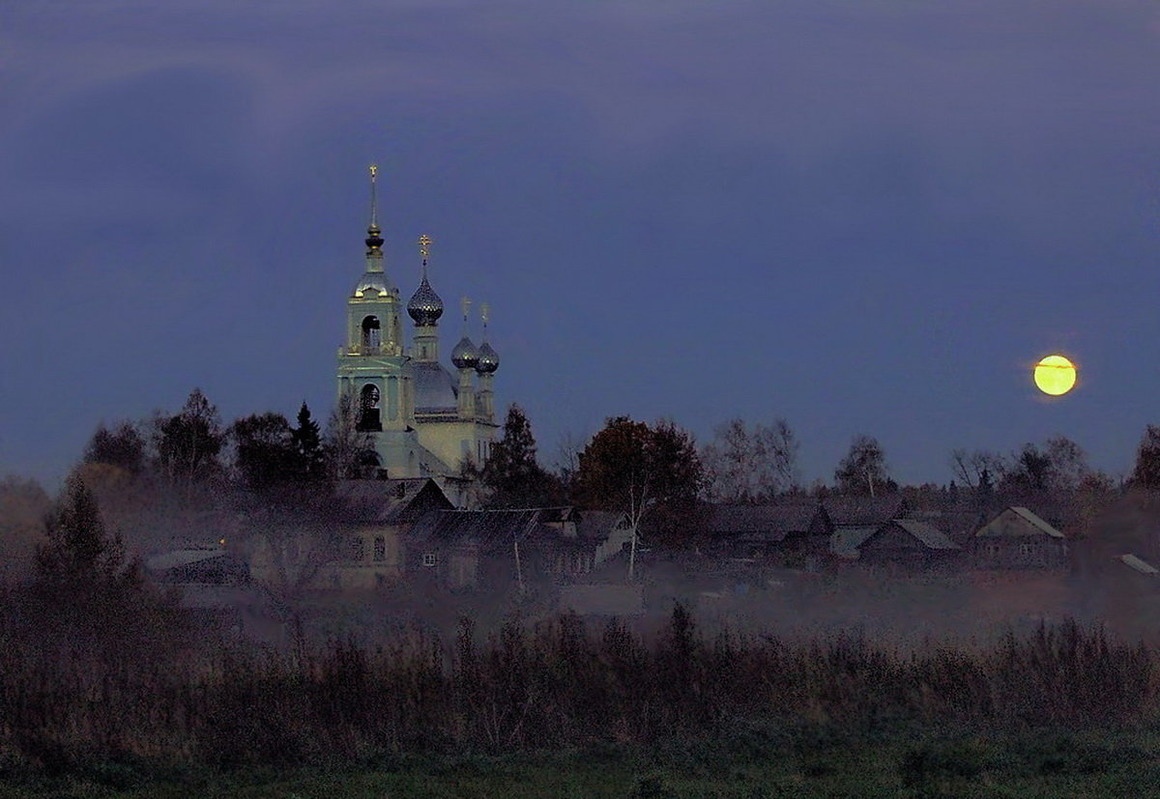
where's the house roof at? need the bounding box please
[819,496,909,527]
[577,510,629,541]
[335,478,453,524]
[1120,553,1159,575]
[407,508,568,554]
[146,549,227,571]
[891,519,960,550]
[975,506,1066,539]
[707,503,819,540]
[830,525,879,559]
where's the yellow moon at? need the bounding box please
[1033,354,1077,396]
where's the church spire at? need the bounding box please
[365,164,384,259]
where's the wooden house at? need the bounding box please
[973,506,1068,570]
[706,502,821,564]
[839,519,960,571]
[403,506,631,590]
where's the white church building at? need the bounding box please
[336,167,500,482]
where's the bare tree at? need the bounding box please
[324,393,378,480]
[701,418,799,503]
[834,434,891,496]
[949,448,1009,490]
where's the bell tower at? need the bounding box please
[337,166,417,472]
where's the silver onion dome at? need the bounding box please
[450,336,479,369]
[476,341,499,374]
[407,274,444,326]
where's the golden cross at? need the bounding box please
[460,296,472,320]
[480,302,490,325]
[418,234,432,261]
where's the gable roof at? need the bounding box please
[890,519,960,550]
[577,510,630,541]
[976,506,1066,539]
[818,496,909,528]
[830,525,880,559]
[1120,553,1159,575]
[407,507,579,554]
[335,478,453,524]
[707,503,819,540]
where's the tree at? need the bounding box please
[83,421,145,473]
[1133,424,1160,489]
[834,434,891,496]
[949,448,1008,491]
[291,402,326,482]
[1000,437,1090,494]
[574,417,704,574]
[324,393,379,480]
[701,417,799,503]
[35,472,137,588]
[481,404,559,508]
[230,412,296,492]
[156,388,224,486]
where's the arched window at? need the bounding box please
[358,384,382,431]
[361,316,381,352]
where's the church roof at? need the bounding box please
[412,361,458,412]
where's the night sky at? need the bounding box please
[4,1,1160,489]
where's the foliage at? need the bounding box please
[1000,436,1091,494]
[834,434,893,495]
[701,417,799,503]
[573,416,704,549]
[480,404,559,508]
[34,472,136,587]
[155,388,224,486]
[1131,424,1160,490]
[83,420,146,473]
[291,402,326,482]
[324,393,380,480]
[230,412,296,492]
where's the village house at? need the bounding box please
[834,518,960,572]
[403,507,632,591]
[973,506,1068,570]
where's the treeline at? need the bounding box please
[0,600,1153,772]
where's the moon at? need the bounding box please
[1033,354,1077,396]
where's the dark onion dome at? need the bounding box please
[365,222,384,252]
[407,273,444,326]
[450,336,479,369]
[476,341,499,374]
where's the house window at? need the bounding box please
[350,536,366,562]
[374,536,386,562]
[1019,542,1032,558]
[423,553,437,567]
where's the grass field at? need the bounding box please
[3,727,1160,798]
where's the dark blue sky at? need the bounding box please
[4,1,1160,488]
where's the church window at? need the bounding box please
[361,316,381,352]
[374,536,386,562]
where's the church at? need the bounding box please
[336,166,500,482]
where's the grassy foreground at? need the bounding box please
[3,727,1160,798]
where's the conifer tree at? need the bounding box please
[481,404,557,507]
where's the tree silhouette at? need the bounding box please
[481,404,558,508]
[834,434,892,496]
[156,388,224,487]
[1132,425,1160,490]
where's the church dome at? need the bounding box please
[476,341,499,374]
[451,336,479,369]
[407,274,444,326]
